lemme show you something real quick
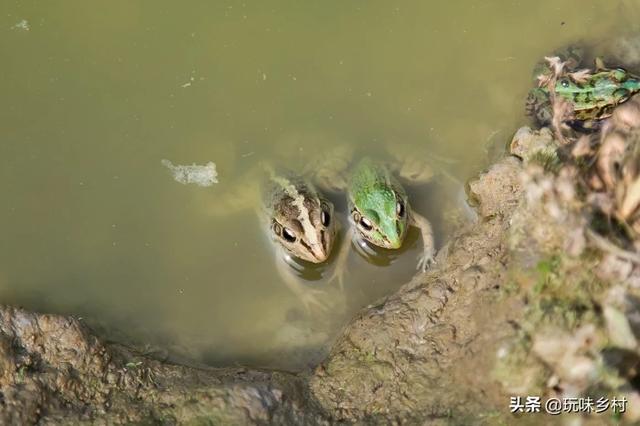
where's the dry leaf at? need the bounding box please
[621,176,640,219]
[568,69,592,84]
[597,132,626,190]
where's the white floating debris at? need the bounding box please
[161,159,218,187]
[180,70,200,88]
[12,20,30,31]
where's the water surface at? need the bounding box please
[0,1,626,369]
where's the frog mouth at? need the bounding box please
[385,239,403,250]
[381,225,407,250]
[379,236,403,250]
[366,232,404,250]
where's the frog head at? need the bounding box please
[350,184,409,250]
[270,190,336,264]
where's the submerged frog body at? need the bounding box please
[209,164,337,311]
[327,157,436,287]
[209,142,450,298]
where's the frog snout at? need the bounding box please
[387,239,403,250]
[380,227,405,250]
[308,243,329,263]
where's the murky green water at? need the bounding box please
[0,1,629,370]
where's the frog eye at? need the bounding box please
[396,200,405,218]
[560,78,570,88]
[359,216,373,231]
[282,227,297,243]
[352,211,361,223]
[320,201,331,227]
[321,210,331,227]
[273,222,297,243]
[613,69,626,81]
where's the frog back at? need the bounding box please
[347,158,405,208]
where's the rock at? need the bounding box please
[467,156,523,218]
[509,127,557,162]
[531,326,600,396]
[604,305,638,351]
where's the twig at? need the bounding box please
[586,229,640,264]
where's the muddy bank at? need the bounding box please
[0,307,325,424]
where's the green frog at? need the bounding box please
[209,164,337,311]
[319,156,436,287]
[554,67,640,121]
[526,46,640,131]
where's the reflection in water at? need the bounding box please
[0,1,627,370]
[283,255,329,282]
[351,228,420,267]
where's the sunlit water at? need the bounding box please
[0,1,631,370]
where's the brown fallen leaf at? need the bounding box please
[597,132,626,191]
[621,175,640,219]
